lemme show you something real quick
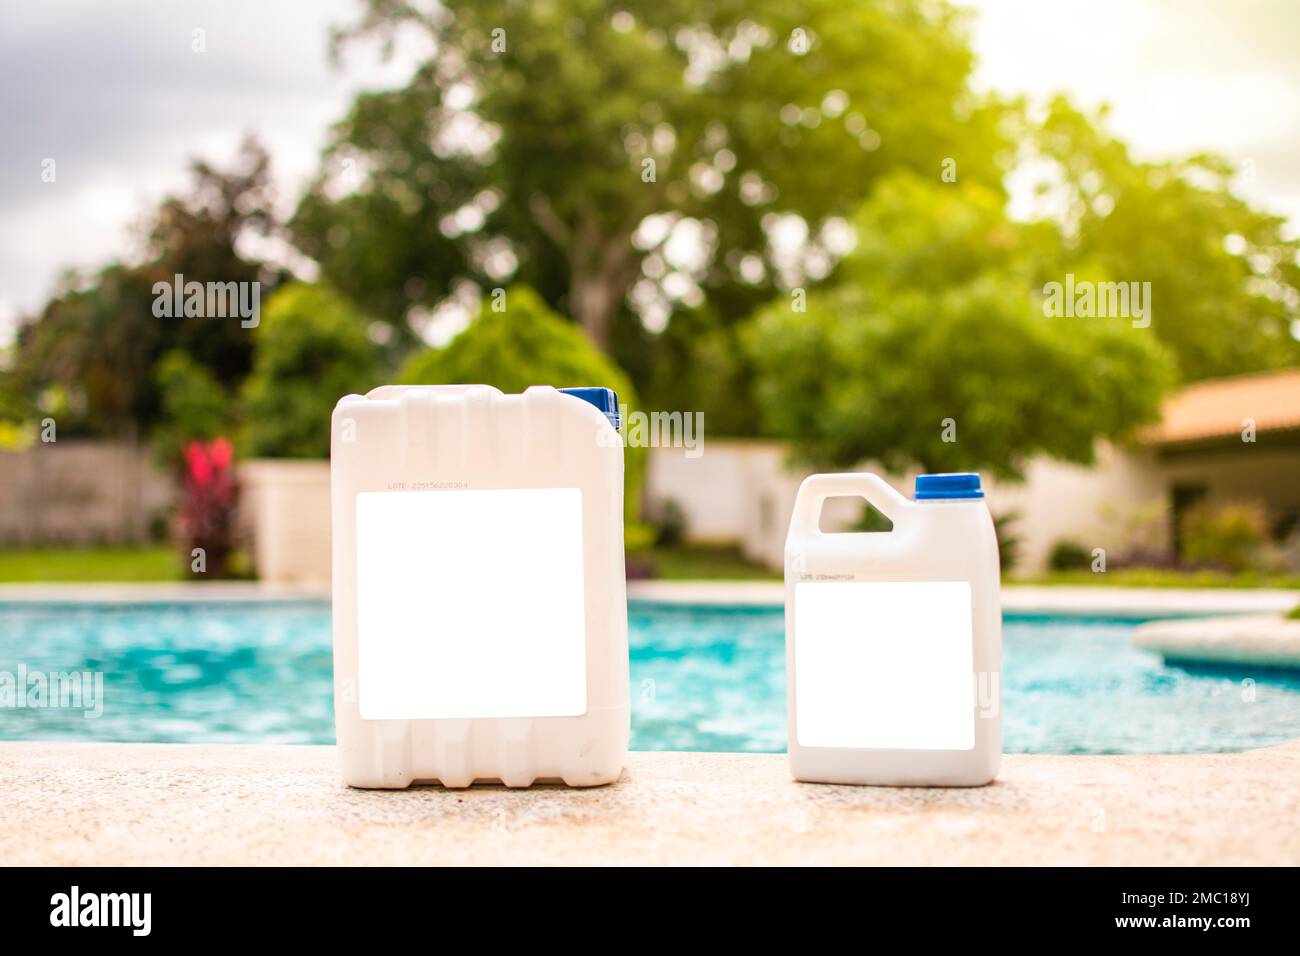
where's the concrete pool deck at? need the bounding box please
[2,740,1298,865]
[626,581,1300,616]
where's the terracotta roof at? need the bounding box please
[1142,368,1300,445]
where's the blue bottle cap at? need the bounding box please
[914,472,983,500]
[559,386,620,430]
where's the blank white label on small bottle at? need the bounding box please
[354,487,587,720]
[794,581,975,750]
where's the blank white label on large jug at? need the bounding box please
[355,488,587,720]
[794,581,974,750]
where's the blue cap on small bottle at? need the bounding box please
[914,472,983,500]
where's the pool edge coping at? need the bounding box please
[3,580,1294,618]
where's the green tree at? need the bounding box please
[139,136,288,387]
[152,349,232,467]
[400,286,636,395]
[11,137,287,438]
[399,285,646,526]
[626,302,757,437]
[745,173,1175,476]
[293,0,1008,350]
[10,264,161,437]
[241,283,380,458]
[1025,98,1300,381]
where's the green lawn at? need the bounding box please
[641,548,1300,589]
[640,546,1300,588]
[0,546,182,583]
[2,544,1298,591]
[1011,568,1300,590]
[0,544,780,584]
[638,545,780,581]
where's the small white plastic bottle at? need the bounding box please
[330,383,629,789]
[784,472,1001,786]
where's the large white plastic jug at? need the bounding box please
[330,383,629,788]
[784,472,1001,786]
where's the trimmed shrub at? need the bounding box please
[993,510,1021,574]
[152,349,231,467]
[653,498,689,548]
[1048,539,1092,571]
[1181,501,1269,573]
[399,285,645,525]
[241,283,379,458]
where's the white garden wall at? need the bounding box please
[646,439,1172,574]
[239,460,332,586]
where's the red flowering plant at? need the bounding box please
[179,437,239,577]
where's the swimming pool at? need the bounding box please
[1,600,1298,753]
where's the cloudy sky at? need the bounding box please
[2,0,1298,339]
[966,0,1300,222]
[0,0,422,338]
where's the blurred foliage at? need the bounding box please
[651,498,689,548]
[240,283,380,458]
[291,0,1300,451]
[0,373,38,450]
[10,264,164,437]
[1048,540,1093,572]
[625,302,758,435]
[294,0,1008,353]
[2,0,1295,500]
[399,285,646,523]
[8,138,287,438]
[624,521,658,555]
[642,543,778,580]
[993,510,1021,574]
[1098,499,1175,569]
[0,547,182,583]
[399,287,635,396]
[0,423,33,452]
[1181,500,1270,573]
[1026,98,1300,381]
[849,502,894,533]
[140,136,287,383]
[151,350,232,467]
[1014,567,1300,589]
[1269,524,1300,575]
[744,173,1176,476]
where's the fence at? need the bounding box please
[0,441,172,546]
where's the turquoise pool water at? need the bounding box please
[1,601,1298,753]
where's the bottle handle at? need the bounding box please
[790,473,912,535]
